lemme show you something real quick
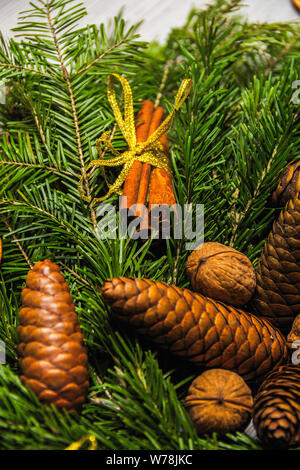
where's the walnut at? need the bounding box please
[186,242,256,307]
[184,369,253,436]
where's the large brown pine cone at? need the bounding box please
[101,277,289,382]
[253,364,300,449]
[253,193,300,332]
[18,260,89,411]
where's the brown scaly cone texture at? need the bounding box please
[184,369,253,436]
[253,364,300,449]
[18,260,89,412]
[100,277,289,382]
[253,192,300,332]
[272,160,300,207]
[186,242,256,307]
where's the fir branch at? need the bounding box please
[229,144,279,246]
[0,0,300,451]
[0,62,52,77]
[154,59,173,108]
[2,215,33,268]
[57,261,92,287]
[264,37,298,77]
[29,99,47,145]
[42,0,96,229]
[1,199,74,237]
[0,161,73,177]
[74,38,130,76]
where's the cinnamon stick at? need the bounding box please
[135,107,164,217]
[120,99,175,239]
[149,128,175,206]
[148,167,176,206]
[120,100,154,211]
[148,116,176,237]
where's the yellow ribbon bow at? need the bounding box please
[78,73,192,203]
[65,435,97,450]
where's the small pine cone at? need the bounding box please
[253,364,300,449]
[18,260,89,412]
[253,193,300,332]
[186,242,256,307]
[184,369,253,436]
[101,277,289,382]
[272,160,300,206]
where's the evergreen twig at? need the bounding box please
[2,216,33,268]
[43,0,96,229]
[0,0,299,451]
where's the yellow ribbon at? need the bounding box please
[65,435,97,450]
[79,73,192,203]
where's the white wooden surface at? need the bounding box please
[0,0,299,42]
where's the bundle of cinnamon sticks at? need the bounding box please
[120,100,176,238]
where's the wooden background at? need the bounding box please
[0,0,299,42]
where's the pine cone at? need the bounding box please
[253,193,300,332]
[101,277,289,382]
[272,160,300,206]
[253,364,300,449]
[18,260,89,411]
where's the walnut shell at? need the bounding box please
[184,369,253,436]
[186,242,256,307]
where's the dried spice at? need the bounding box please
[18,259,89,412]
[184,369,253,435]
[253,364,300,449]
[272,160,300,206]
[100,277,288,382]
[254,193,300,332]
[120,100,154,211]
[78,74,191,217]
[120,99,175,234]
[186,242,256,307]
